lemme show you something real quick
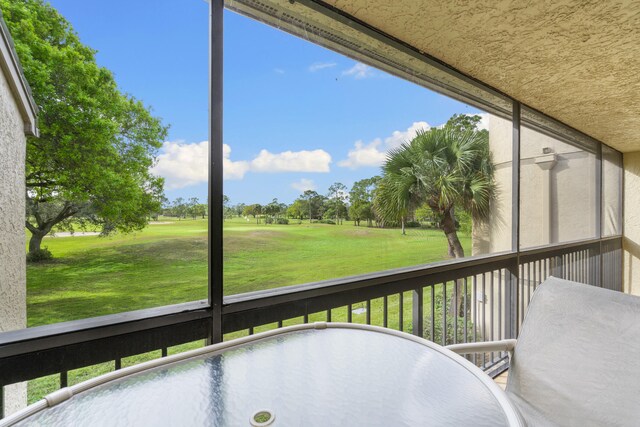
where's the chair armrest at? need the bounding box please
[446,339,517,357]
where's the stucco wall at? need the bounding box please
[520,127,597,248]
[472,114,512,256]
[475,116,598,254]
[602,148,622,237]
[623,152,640,296]
[0,51,27,414]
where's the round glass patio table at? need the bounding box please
[7,323,523,426]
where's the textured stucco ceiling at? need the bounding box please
[324,0,640,153]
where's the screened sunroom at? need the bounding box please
[0,0,637,424]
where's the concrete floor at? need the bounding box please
[494,370,508,390]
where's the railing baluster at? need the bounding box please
[412,288,423,337]
[430,286,435,342]
[547,257,551,280]
[569,252,573,281]
[366,300,371,325]
[348,304,352,323]
[326,309,331,322]
[577,251,580,281]
[584,249,588,284]
[519,264,524,326]
[442,282,447,346]
[490,271,495,364]
[500,269,505,359]
[527,262,531,306]
[277,320,283,328]
[398,293,404,332]
[577,251,580,282]
[383,296,388,328]
[482,273,486,367]
[571,252,575,280]
[1,384,5,420]
[576,251,584,282]
[453,279,458,345]
[473,275,478,366]
[463,277,468,343]
[303,313,309,324]
[248,327,254,335]
[115,358,122,370]
[60,371,68,388]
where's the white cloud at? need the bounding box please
[152,140,209,189]
[384,121,431,149]
[250,149,331,173]
[291,178,316,192]
[223,144,250,181]
[342,62,374,79]
[153,141,331,189]
[338,121,431,169]
[338,139,387,169]
[308,62,336,72]
[274,68,285,74]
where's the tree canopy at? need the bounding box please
[375,114,494,254]
[1,0,168,256]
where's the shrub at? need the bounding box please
[405,220,421,228]
[422,290,475,345]
[276,218,289,225]
[27,247,53,263]
[264,217,274,224]
[317,219,336,225]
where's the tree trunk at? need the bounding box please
[442,210,466,317]
[401,219,406,235]
[28,231,46,253]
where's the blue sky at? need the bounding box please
[48,0,485,206]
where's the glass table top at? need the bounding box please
[14,325,520,426]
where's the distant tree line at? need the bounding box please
[163,114,491,251]
[160,197,208,220]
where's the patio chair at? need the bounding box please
[447,276,640,426]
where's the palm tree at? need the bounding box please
[374,123,495,315]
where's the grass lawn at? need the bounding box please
[28,217,469,325]
[25,217,471,402]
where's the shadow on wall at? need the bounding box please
[623,237,640,295]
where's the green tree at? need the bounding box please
[173,198,186,219]
[327,182,348,224]
[222,195,230,220]
[349,177,379,227]
[287,200,305,221]
[234,203,246,217]
[188,197,199,220]
[242,204,262,224]
[2,0,167,256]
[300,190,323,223]
[445,113,485,134]
[198,203,209,219]
[374,115,494,312]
